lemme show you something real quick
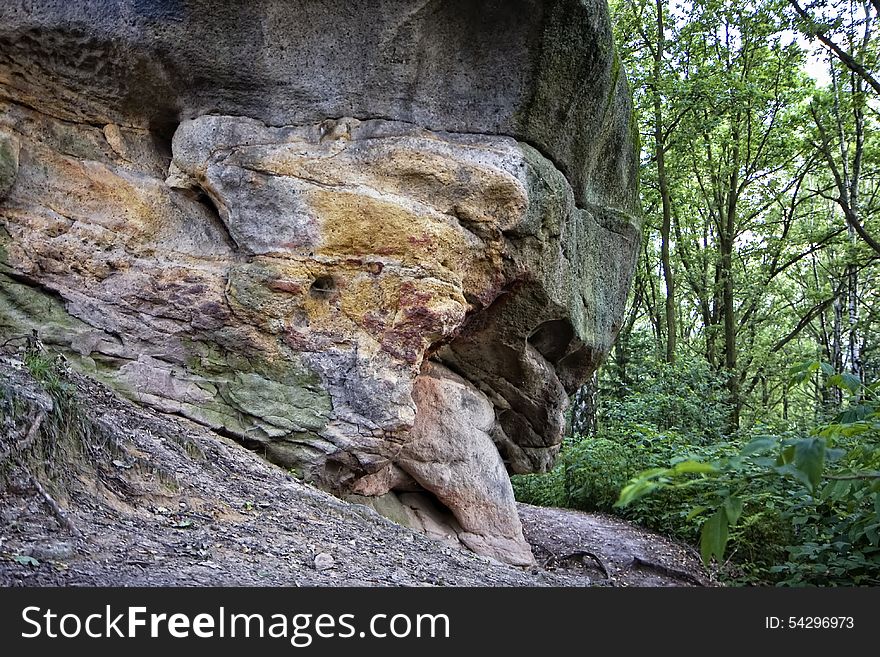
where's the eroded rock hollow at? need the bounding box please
[0,0,641,565]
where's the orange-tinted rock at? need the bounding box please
[0,0,641,565]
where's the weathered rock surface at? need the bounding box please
[0,132,18,200]
[401,362,534,565]
[0,356,708,587]
[0,0,641,564]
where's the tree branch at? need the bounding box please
[789,0,880,95]
[809,103,880,256]
[771,296,837,353]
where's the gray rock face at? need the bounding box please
[0,0,637,210]
[0,0,641,564]
[0,132,18,200]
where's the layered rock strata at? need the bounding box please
[0,0,641,564]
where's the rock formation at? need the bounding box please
[0,0,641,565]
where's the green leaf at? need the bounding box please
[700,508,729,566]
[723,496,744,527]
[786,361,805,376]
[741,436,776,455]
[838,405,874,424]
[634,467,670,479]
[778,444,796,466]
[819,362,835,376]
[615,479,659,507]
[788,370,810,386]
[794,438,826,492]
[788,360,816,377]
[828,373,862,394]
[837,424,871,437]
[787,361,814,387]
[686,505,708,521]
[671,460,717,475]
[841,372,862,392]
[821,479,851,502]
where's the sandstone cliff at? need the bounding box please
[0,0,641,565]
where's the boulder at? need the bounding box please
[0,0,641,564]
[401,362,535,566]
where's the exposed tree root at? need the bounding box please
[626,556,706,586]
[0,410,45,462]
[543,549,612,580]
[26,468,82,537]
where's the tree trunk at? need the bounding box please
[830,292,844,408]
[721,150,740,432]
[571,372,599,438]
[846,259,862,382]
[653,0,676,364]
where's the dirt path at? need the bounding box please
[0,357,710,587]
[519,505,709,586]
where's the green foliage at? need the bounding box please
[517,354,735,530]
[24,351,57,383]
[614,364,880,584]
[511,468,566,509]
[553,0,880,586]
[516,349,880,584]
[513,435,640,511]
[603,357,732,444]
[562,436,640,510]
[731,507,792,571]
[23,351,74,397]
[3,348,107,492]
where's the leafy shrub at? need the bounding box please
[516,355,880,585]
[514,424,675,512]
[729,506,793,569]
[601,355,731,444]
[514,426,687,513]
[615,363,880,585]
[560,436,637,510]
[511,468,566,508]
